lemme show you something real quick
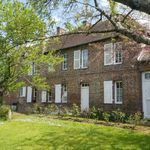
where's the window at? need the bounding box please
[47,91,52,103]
[74,49,88,69]
[104,42,122,66]
[28,62,36,75]
[114,42,122,64]
[145,73,150,79]
[48,64,55,72]
[62,84,67,103]
[104,80,123,104]
[41,90,52,103]
[62,53,68,70]
[19,87,26,97]
[115,81,123,104]
[32,88,37,103]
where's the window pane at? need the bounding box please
[116,81,123,103]
[82,49,88,68]
[62,53,67,70]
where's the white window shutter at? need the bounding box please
[55,84,61,103]
[22,87,26,97]
[104,43,113,65]
[27,86,32,103]
[74,50,80,69]
[41,91,47,103]
[104,81,113,104]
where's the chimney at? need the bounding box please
[82,20,91,28]
[57,27,66,35]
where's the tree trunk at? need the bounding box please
[0,91,4,105]
[114,0,150,15]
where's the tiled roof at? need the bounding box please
[49,21,117,50]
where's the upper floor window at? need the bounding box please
[104,42,122,66]
[19,87,26,97]
[74,49,88,69]
[48,64,55,72]
[28,62,36,76]
[62,53,67,70]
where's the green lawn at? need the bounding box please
[0,114,150,150]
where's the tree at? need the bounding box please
[114,0,150,15]
[0,0,62,104]
[29,0,150,45]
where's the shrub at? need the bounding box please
[0,105,10,120]
[103,112,110,123]
[127,112,142,126]
[72,104,80,117]
[110,109,126,123]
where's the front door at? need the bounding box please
[142,72,150,118]
[81,83,89,111]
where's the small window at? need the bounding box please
[32,88,37,103]
[114,43,122,64]
[115,81,123,104]
[104,42,122,66]
[74,49,88,69]
[48,64,55,72]
[19,87,26,97]
[62,84,67,103]
[28,62,36,75]
[47,91,52,103]
[62,53,68,70]
[145,73,150,79]
[81,49,88,68]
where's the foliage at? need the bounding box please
[71,103,80,117]
[103,112,110,123]
[127,112,142,126]
[0,0,62,103]
[0,105,10,120]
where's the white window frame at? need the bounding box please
[114,42,123,65]
[28,62,36,76]
[81,49,88,69]
[115,81,123,104]
[41,90,47,103]
[48,64,55,72]
[19,87,26,97]
[62,84,67,103]
[104,42,122,66]
[62,53,68,70]
[47,91,52,103]
[74,49,88,69]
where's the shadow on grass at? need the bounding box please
[17,125,150,150]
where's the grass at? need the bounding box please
[0,113,150,150]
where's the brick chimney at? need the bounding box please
[82,20,92,28]
[57,27,66,35]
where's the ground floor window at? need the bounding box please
[104,80,123,104]
[19,87,26,97]
[62,84,67,103]
[115,81,123,104]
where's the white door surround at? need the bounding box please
[142,72,150,118]
[81,83,89,111]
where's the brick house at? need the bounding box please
[4,21,150,118]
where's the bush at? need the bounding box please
[72,104,80,117]
[103,112,110,123]
[110,109,126,123]
[0,105,10,120]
